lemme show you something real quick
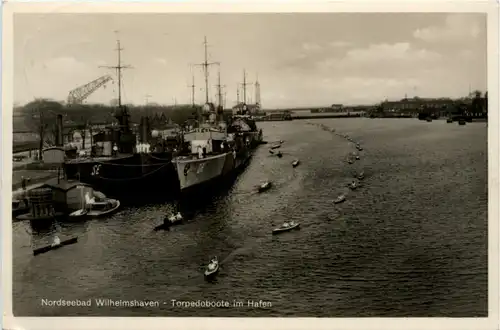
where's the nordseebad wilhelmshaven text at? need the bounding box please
[41,299,160,308]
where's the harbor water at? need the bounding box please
[12,118,488,317]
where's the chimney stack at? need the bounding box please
[56,114,63,146]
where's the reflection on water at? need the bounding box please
[13,119,487,317]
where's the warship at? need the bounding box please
[63,39,180,200]
[172,37,262,195]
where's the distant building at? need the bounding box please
[380,97,459,112]
[330,104,344,112]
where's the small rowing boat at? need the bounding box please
[334,194,346,204]
[154,212,183,231]
[204,257,219,278]
[33,236,78,256]
[292,159,300,167]
[258,181,272,193]
[272,221,300,235]
[348,181,360,190]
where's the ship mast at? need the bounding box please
[241,69,249,104]
[216,68,225,109]
[188,74,196,107]
[195,36,219,105]
[100,38,132,108]
[99,35,134,153]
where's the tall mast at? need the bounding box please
[241,69,250,104]
[100,38,132,107]
[236,85,240,104]
[188,74,196,107]
[194,36,219,104]
[216,68,225,108]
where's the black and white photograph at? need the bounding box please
[2,2,498,329]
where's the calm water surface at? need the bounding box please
[13,118,488,317]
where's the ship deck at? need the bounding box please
[65,154,133,164]
[173,152,229,163]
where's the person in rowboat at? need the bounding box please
[52,236,61,247]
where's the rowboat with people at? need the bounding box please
[272,221,300,235]
[204,256,220,278]
[33,236,78,256]
[258,181,272,193]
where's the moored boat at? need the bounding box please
[292,159,300,167]
[171,38,259,196]
[68,189,120,219]
[172,104,253,195]
[272,221,300,235]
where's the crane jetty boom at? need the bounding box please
[67,75,113,105]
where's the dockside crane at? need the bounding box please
[66,75,114,105]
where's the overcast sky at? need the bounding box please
[14,13,486,108]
